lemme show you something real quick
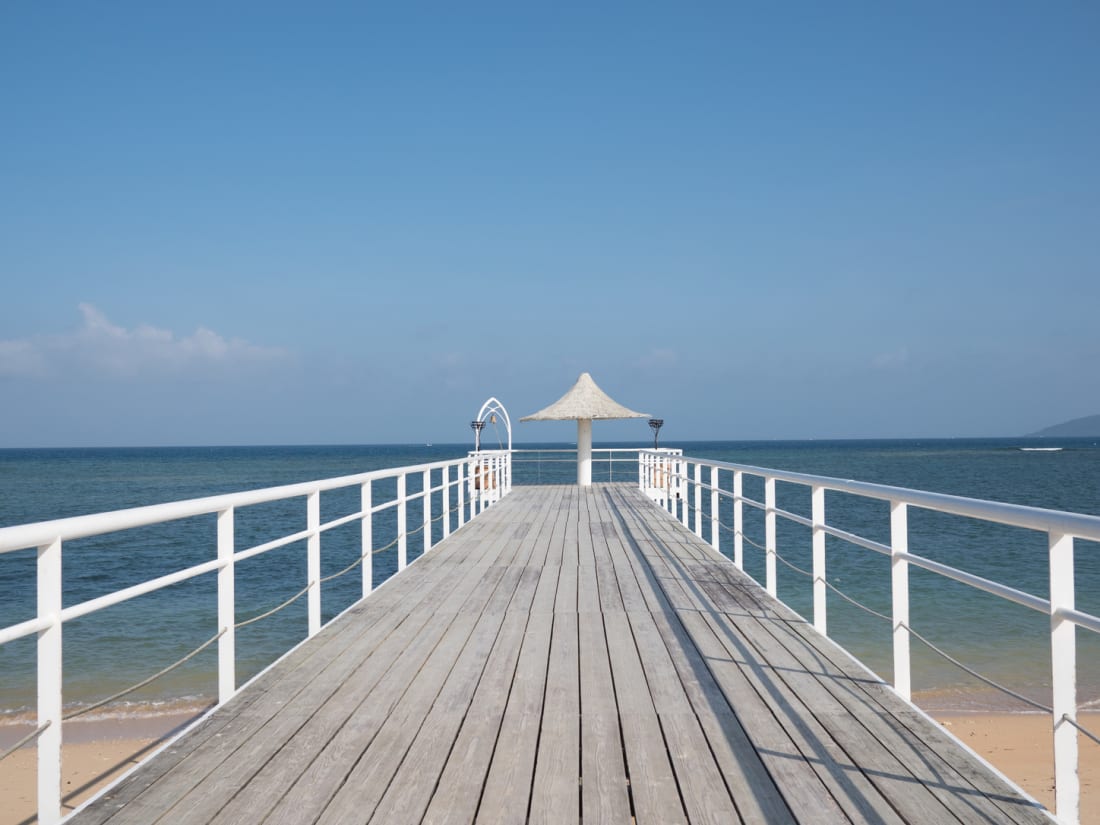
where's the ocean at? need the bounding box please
[1,438,1098,725]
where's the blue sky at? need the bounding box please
[2,2,1097,446]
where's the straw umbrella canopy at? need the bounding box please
[521,372,649,486]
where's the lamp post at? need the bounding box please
[649,419,664,449]
[470,419,485,452]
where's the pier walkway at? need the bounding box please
[70,484,1049,824]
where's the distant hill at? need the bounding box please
[1029,414,1100,437]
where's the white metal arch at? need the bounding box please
[474,397,512,451]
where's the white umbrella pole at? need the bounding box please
[577,419,592,486]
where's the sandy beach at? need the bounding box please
[0,711,204,825]
[1,710,1097,824]
[934,711,1100,823]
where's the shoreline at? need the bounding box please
[0,710,203,825]
[2,710,1097,824]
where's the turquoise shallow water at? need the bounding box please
[1,438,1098,720]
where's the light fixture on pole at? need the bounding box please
[470,420,485,452]
[649,418,664,449]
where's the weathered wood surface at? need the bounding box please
[70,484,1051,824]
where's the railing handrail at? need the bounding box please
[2,450,512,825]
[0,456,474,555]
[641,449,1100,542]
[512,447,645,457]
[637,449,1094,825]
[512,446,646,451]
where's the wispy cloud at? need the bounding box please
[636,348,678,369]
[871,347,910,370]
[0,304,288,379]
[0,339,48,377]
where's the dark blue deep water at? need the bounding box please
[1,438,1098,719]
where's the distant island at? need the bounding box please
[1029,414,1100,437]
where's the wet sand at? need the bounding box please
[1,711,1097,824]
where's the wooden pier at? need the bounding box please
[70,484,1050,824]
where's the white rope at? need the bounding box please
[1063,714,1100,748]
[64,630,224,721]
[0,721,50,762]
[684,499,1055,714]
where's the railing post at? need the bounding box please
[397,473,407,570]
[710,466,720,551]
[457,462,466,528]
[486,455,495,508]
[442,465,451,540]
[423,469,432,553]
[361,482,373,598]
[473,460,481,516]
[37,537,62,825]
[812,486,826,635]
[485,456,491,506]
[693,462,703,538]
[663,455,671,512]
[680,460,689,528]
[217,508,236,703]
[765,477,777,596]
[891,500,910,701]
[1050,531,1079,824]
[733,470,744,570]
[307,490,321,637]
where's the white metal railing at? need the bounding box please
[0,452,510,825]
[511,447,664,485]
[638,450,1100,825]
[468,449,511,501]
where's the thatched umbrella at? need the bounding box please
[520,372,649,486]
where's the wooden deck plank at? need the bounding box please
[473,641,551,821]
[617,608,741,822]
[577,605,632,824]
[646,608,798,825]
[212,582,504,825]
[73,516,512,825]
[313,610,486,824]
[469,504,564,819]
[96,525,513,825]
[715,572,1050,825]
[685,606,898,824]
[418,613,528,825]
[316,525,541,825]
[258,517,536,825]
[529,612,581,824]
[602,609,688,825]
[668,531,1048,825]
[172,523,524,825]
[705,586,966,824]
[69,484,1051,825]
[600,486,902,824]
[597,488,806,825]
[417,489,565,825]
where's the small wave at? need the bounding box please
[0,695,215,728]
[1019,447,1063,452]
[913,684,1052,714]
